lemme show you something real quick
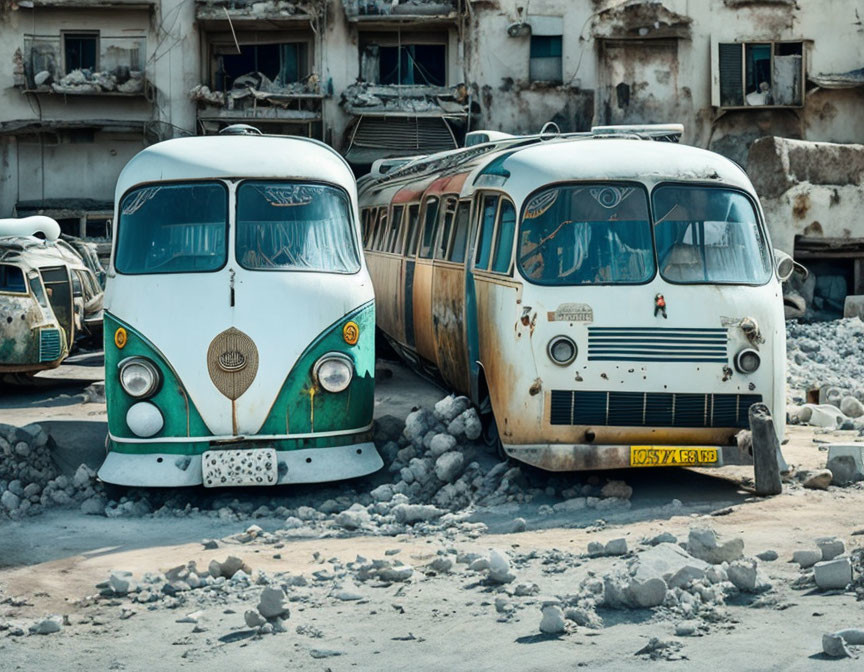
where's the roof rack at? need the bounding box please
[363,123,685,190]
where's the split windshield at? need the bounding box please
[116,182,228,275]
[518,183,770,286]
[115,180,360,275]
[236,182,360,273]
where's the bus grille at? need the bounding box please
[587,327,728,363]
[550,390,762,428]
[39,328,62,362]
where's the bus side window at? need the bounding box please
[403,204,420,257]
[389,205,405,253]
[434,196,458,260]
[361,209,370,248]
[491,199,516,274]
[418,197,440,259]
[448,200,471,264]
[474,194,499,271]
[374,209,388,251]
[366,209,379,250]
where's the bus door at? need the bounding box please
[400,203,420,347]
[39,266,74,345]
[431,197,472,394]
[411,197,439,361]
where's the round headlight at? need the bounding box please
[314,353,353,393]
[547,335,577,366]
[119,357,161,398]
[126,401,163,438]
[734,348,761,374]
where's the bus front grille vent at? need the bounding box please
[549,390,762,429]
[39,328,62,363]
[587,327,728,363]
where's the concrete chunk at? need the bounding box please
[792,549,823,568]
[826,445,864,485]
[686,527,744,564]
[814,558,853,590]
[816,537,846,561]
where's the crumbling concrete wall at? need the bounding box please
[748,136,864,255]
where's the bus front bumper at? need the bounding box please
[98,442,383,487]
[503,442,763,472]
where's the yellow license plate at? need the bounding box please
[630,446,719,467]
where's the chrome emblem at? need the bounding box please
[218,350,247,372]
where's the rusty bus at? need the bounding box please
[360,127,790,477]
[1,217,103,380]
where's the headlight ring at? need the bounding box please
[547,335,578,366]
[313,353,354,393]
[734,348,761,374]
[118,356,162,398]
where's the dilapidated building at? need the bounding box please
[0,0,862,222]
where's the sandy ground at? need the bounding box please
[0,358,863,671]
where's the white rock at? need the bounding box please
[29,617,61,635]
[461,408,482,440]
[244,610,266,628]
[370,484,394,502]
[428,433,458,457]
[686,527,744,564]
[840,395,864,418]
[1,490,20,511]
[391,503,445,524]
[434,451,464,483]
[378,565,413,582]
[822,633,852,658]
[814,558,853,590]
[539,605,566,634]
[600,480,633,500]
[726,558,771,593]
[487,549,515,584]
[792,549,822,568]
[816,537,846,561]
[257,587,289,619]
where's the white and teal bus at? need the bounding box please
[98,129,380,487]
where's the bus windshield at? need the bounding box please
[236,181,360,273]
[518,184,654,285]
[653,186,771,284]
[115,182,228,275]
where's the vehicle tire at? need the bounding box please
[481,411,508,462]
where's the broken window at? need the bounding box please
[213,41,308,90]
[388,205,405,253]
[434,197,458,260]
[716,41,804,108]
[404,204,421,257]
[63,32,98,74]
[529,35,562,84]
[360,33,447,86]
[418,197,440,259]
[448,201,471,264]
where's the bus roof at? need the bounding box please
[475,138,754,204]
[115,135,356,200]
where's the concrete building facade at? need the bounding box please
[1,0,862,230]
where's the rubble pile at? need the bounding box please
[190,72,320,110]
[341,82,468,114]
[0,424,105,520]
[0,395,632,525]
[786,317,864,430]
[28,68,145,95]
[564,528,772,633]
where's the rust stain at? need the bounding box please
[529,378,542,396]
[792,193,810,219]
[308,387,316,433]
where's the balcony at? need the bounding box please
[15,34,151,97]
[342,0,461,25]
[191,75,323,136]
[195,0,314,25]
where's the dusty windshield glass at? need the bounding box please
[518,184,654,285]
[653,186,771,284]
[236,182,360,273]
[115,182,228,275]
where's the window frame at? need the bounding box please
[114,179,230,276]
[515,180,657,287]
[529,34,563,84]
[490,198,517,275]
[651,181,774,287]
[447,199,472,264]
[0,263,28,296]
[62,30,99,75]
[403,203,421,258]
[418,196,441,260]
[472,192,501,272]
[209,37,312,90]
[234,179,361,275]
[714,39,806,110]
[433,195,459,261]
[388,204,405,254]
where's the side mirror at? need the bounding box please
[774,250,797,282]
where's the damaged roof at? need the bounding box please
[809,67,864,89]
[592,0,693,40]
[341,83,469,117]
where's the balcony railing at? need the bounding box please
[16,34,149,97]
[342,0,460,20]
[195,0,314,22]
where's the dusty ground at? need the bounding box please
[0,358,862,671]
